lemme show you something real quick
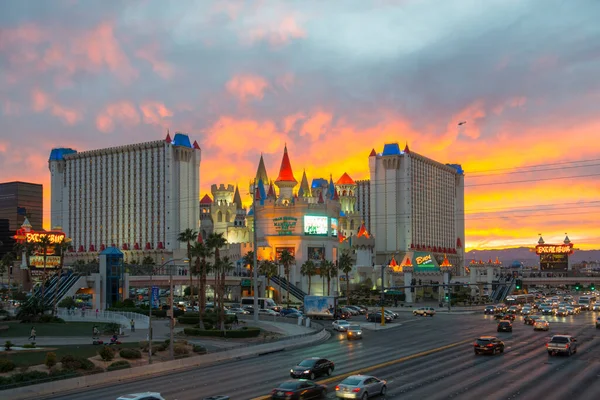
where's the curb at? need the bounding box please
[5,329,329,400]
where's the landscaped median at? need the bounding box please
[183,326,261,338]
[2,328,329,400]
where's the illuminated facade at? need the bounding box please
[199,184,250,244]
[48,132,201,254]
[369,143,465,274]
[535,235,574,271]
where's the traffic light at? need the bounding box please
[515,279,522,290]
[591,283,596,291]
[575,282,581,291]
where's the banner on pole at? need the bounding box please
[151,286,160,309]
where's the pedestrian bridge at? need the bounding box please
[521,276,600,286]
[128,274,244,288]
[56,307,149,329]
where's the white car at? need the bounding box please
[332,320,351,332]
[413,307,436,316]
[117,393,165,400]
[228,307,250,315]
[335,375,387,398]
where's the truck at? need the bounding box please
[546,335,578,356]
[303,295,338,320]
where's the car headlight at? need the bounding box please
[304,370,310,374]
[291,369,294,373]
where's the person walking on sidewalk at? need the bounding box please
[234,314,239,326]
[130,319,135,332]
[92,325,100,339]
[28,327,36,341]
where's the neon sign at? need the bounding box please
[416,254,434,265]
[26,232,66,244]
[535,244,573,255]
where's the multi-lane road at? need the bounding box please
[45,311,600,400]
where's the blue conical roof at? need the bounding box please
[100,246,123,255]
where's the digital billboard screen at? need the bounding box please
[330,218,338,237]
[304,215,328,235]
[540,253,569,271]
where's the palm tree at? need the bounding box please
[242,251,255,295]
[300,260,317,295]
[206,233,227,328]
[278,249,295,308]
[259,260,278,298]
[327,260,338,296]
[1,253,15,294]
[318,262,329,296]
[37,235,52,300]
[338,251,353,300]
[216,256,234,331]
[177,229,198,306]
[52,238,71,315]
[191,241,213,329]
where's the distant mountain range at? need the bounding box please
[466,247,600,267]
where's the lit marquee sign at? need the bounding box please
[330,218,338,237]
[273,217,298,236]
[416,254,434,266]
[304,215,328,236]
[535,244,573,255]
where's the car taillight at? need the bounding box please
[565,344,570,348]
[271,389,277,394]
[285,391,294,396]
[352,388,361,392]
[473,343,478,347]
[487,343,494,347]
[545,343,549,347]
[335,386,340,391]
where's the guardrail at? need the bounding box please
[56,308,149,329]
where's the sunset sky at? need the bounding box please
[1,0,599,251]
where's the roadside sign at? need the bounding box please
[151,286,160,309]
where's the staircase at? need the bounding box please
[494,277,515,303]
[270,276,307,302]
[31,270,83,307]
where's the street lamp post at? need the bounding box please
[146,257,188,363]
[252,178,259,323]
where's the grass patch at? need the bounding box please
[2,343,139,367]
[0,322,104,338]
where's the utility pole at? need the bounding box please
[169,261,174,360]
[380,264,385,326]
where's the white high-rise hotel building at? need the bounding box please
[48,133,200,252]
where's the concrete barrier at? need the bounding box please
[4,329,330,400]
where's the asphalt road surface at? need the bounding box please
[43,311,600,400]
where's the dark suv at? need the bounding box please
[290,357,335,380]
[474,336,505,355]
[497,320,513,332]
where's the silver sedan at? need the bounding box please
[335,375,387,399]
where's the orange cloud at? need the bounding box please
[135,43,174,79]
[140,101,173,125]
[205,116,288,155]
[0,140,7,153]
[226,74,269,100]
[300,111,332,141]
[96,101,140,133]
[247,16,306,46]
[30,88,81,125]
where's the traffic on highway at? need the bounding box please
[42,290,600,400]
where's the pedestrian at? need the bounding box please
[234,314,239,325]
[28,326,36,341]
[95,308,99,318]
[81,306,85,317]
[93,325,99,339]
[130,319,135,332]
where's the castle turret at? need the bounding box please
[274,145,297,203]
[233,185,242,209]
[250,153,269,196]
[336,172,357,213]
[298,169,310,198]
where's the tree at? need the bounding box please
[242,251,255,294]
[52,238,71,315]
[206,233,227,329]
[1,253,15,290]
[338,251,353,299]
[177,229,198,306]
[191,242,213,329]
[300,260,317,295]
[278,249,295,308]
[259,260,278,299]
[324,260,338,296]
[214,256,234,331]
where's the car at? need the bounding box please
[524,315,541,325]
[347,305,367,315]
[504,313,517,321]
[413,307,436,317]
[346,325,363,340]
[541,307,555,316]
[494,312,508,320]
[271,380,327,399]
[335,375,387,398]
[332,320,351,332]
[592,304,600,312]
[366,313,392,323]
[497,320,513,332]
[534,320,550,331]
[556,307,569,317]
[117,393,165,400]
[280,308,301,316]
[384,309,399,319]
[484,305,497,315]
[507,306,521,314]
[290,357,335,380]
[259,308,280,316]
[547,335,578,356]
[473,336,505,355]
[284,311,303,319]
[228,307,250,315]
[521,306,533,315]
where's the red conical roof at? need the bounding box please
[165,131,172,143]
[254,187,262,201]
[193,140,201,150]
[440,254,452,267]
[369,148,376,157]
[318,191,324,204]
[403,142,410,154]
[336,172,356,185]
[267,181,275,197]
[456,237,462,248]
[200,194,212,204]
[389,256,398,267]
[275,145,297,183]
[357,221,370,238]
[333,189,339,200]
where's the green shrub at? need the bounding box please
[4,340,14,351]
[173,344,189,356]
[107,360,131,371]
[193,345,207,354]
[58,297,77,309]
[22,343,36,348]
[60,355,95,371]
[98,346,115,361]
[106,307,180,318]
[10,370,49,384]
[39,315,65,323]
[119,348,142,359]
[0,358,16,373]
[49,368,80,379]
[102,322,122,334]
[45,352,57,369]
[183,328,223,337]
